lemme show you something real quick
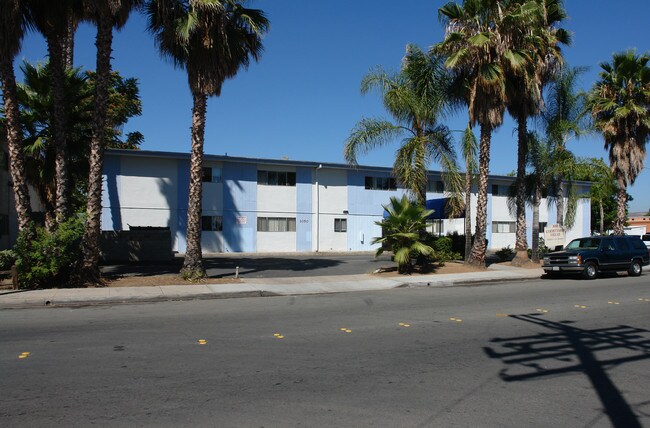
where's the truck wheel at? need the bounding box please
[582,261,598,280]
[628,260,642,277]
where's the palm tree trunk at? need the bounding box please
[556,178,564,227]
[531,189,541,263]
[63,14,75,69]
[0,58,32,232]
[613,178,626,235]
[512,111,529,265]
[46,36,70,224]
[81,14,113,285]
[599,201,604,235]
[464,171,472,261]
[467,123,491,267]
[181,91,208,279]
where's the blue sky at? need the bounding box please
[14,0,650,212]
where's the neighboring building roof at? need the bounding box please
[106,148,593,187]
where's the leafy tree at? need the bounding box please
[436,0,528,266]
[587,50,650,235]
[81,0,143,285]
[147,0,269,280]
[574,157,626,234]
[344,45,461,208]
[373,195,435,274]
[0,0,33,232]
[3,61,142,226]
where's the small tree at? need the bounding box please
[373,195,434,274]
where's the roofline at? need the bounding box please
[105,148,593,186]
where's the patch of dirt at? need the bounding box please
[502,260,543,269]
[372,261,487,277]
[104,275,241,287]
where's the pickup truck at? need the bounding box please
[542,235,650,279]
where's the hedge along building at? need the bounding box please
[101,149,592,254]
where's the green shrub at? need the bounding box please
[431,235,462,262]
[0,249,16,270]
[495,246,515,262]
[15,217,85,289]
[528,237,551,259]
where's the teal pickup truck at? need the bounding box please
[542,235,650,279]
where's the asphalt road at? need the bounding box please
[101,253,394,279]
[1,275,650,427]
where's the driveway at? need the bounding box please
[101,252,393,279]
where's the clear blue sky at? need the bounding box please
[14,0,650,212]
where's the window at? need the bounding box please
[492,221,515,233]
[427,179,444,193]
[257,170,296,186]
[364,176,397,191]
[257,217,296,232]
[202,167,222,183]
[201,215,223,231]
[427,219,444,235]
[334,218,347,232]
[491,184,512,196]
[539,222,547,233]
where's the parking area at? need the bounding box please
[101,252,393,279]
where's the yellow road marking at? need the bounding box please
[496,313,509,317]
[574,305,588,309]
[607,301,621,305]
[197,339,207,345]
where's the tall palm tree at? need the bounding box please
[80,0,143,284]
[0,0,33,232]
[506,0,569,265]
[587,50,650,235]
[460,123,478,260]
[541,65,586,228]
[436,0,524,266]
[147,0,269,279]
[344,45,461,208]
[26,0,83,223]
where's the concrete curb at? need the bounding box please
[0,270,545,310]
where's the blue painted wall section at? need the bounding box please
[102,155,122,231]
[296,167,313,251]
[347,170,407,251]
[176,159,190,253]
[223,162,257,252]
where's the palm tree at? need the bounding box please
[373,195,435,274]
[344,45,461,208]
[80,0,143,284]
[460,124,478,260]
[436,0,525,266]
[506,0,570,265]
[26,0,83,222]
[147,0,269,279]
[587,50,650,235]
[541,65,587,228]
[0,0,33,232]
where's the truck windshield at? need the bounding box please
[565,238,601,249]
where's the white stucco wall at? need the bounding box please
[315,169,348,252]
[119,158,177,229]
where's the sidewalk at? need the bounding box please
[0,264,544,309]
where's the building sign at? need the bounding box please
[545,224,566,248]
[236,216,247,225]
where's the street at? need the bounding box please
[1,276,649,427]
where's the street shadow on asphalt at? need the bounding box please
[484,314,650,428]
[100,256,346,279]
